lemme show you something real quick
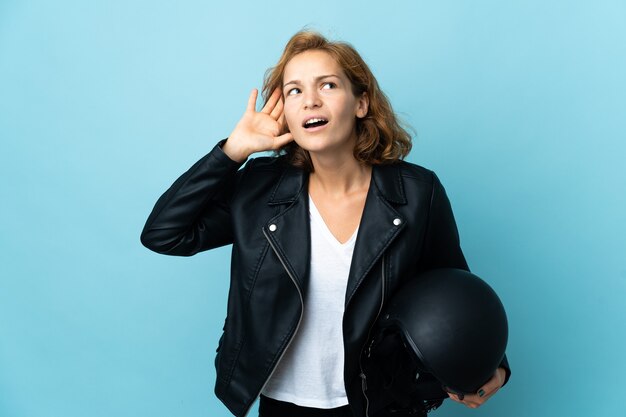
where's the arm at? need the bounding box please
[140,141,245,256]
[421,173,511,405]
[140,88,293,256]
[419,172,469,272]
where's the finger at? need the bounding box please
[270,96,284,120]
[247,89,259,112]
[447,391,484,409]
[460,392,490,407]
[277,111,288,129]
[273,132,294,149]
[447,393,463,404]
[461,385,500,408]
[477,385,499,400]
[261,88,282,114]
[477,368,505,398]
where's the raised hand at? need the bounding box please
[222,88,294,162]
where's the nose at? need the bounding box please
[303,89,322,109]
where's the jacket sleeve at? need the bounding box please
[420,172,511,386]
[140,140,246,256]
[418,172,469,272]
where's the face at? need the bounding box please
[281,50,369,157]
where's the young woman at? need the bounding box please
[141,31,510,417]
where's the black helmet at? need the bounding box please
[361,268,508,416]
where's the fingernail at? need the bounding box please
[478,389,485,397]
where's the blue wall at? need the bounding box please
[1,1,624,416]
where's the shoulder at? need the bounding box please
[372,159,445,207]
[244,154,290,174]
[395,160,437,183]
[239,155,296,187]
[374,160,440,191]
[235,154,306,201]
[226,154,306,210]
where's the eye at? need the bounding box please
[321,82,336,90]
[286,87,301,96]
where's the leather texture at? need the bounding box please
[141,140,509,417]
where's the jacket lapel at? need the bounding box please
[345,163,407,306]
[261,161,407,304]
[263,165,310,292]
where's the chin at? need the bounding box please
[292,136,323,151]
[293,131,353,154]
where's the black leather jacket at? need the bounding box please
[141,141,509,417]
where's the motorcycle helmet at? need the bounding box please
[361,268,508,416]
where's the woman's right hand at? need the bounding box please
[222,88,294,162]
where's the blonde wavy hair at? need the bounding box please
[263,30,412,171]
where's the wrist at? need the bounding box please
[222,137,250,163]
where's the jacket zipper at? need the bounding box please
[359,254,386,417]
[242,228,305,417]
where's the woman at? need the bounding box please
[141,31,510,417]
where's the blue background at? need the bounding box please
[1,1,625,416]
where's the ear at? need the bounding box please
[356,92,369,119]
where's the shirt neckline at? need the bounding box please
[308,195,359,248]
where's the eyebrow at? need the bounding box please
[283,74,340,88]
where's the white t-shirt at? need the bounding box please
[261,195,357,408]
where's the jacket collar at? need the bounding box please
[264,161,408,306]
[371,163,407,205]
[267,163,306,205]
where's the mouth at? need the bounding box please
[302,117,329,129]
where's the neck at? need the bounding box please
[309,154,372,197]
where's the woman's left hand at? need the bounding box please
[447,367,506,409]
